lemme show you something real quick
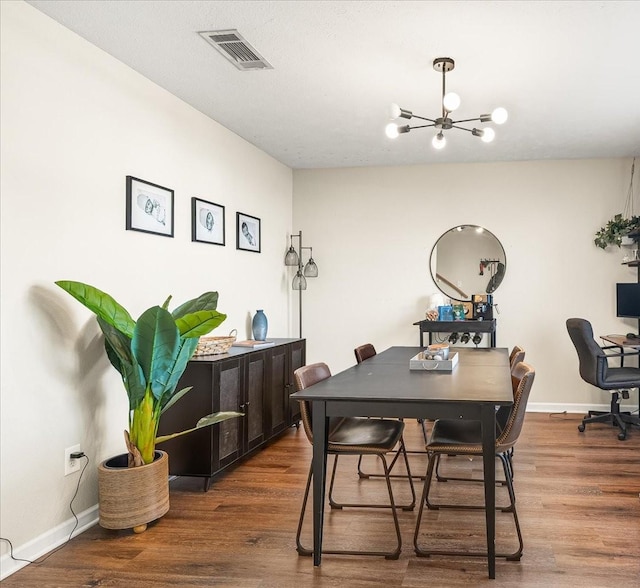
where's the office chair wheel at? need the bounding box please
[618,432,627,441]
[578,423,585,433]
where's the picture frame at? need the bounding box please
[126,176,174,237]
[191,197,225,246]
[236,212,261,253]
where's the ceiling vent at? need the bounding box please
[199,29,273,71]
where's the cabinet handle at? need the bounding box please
[240,403,246,410]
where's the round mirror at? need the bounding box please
[429,225,506,302]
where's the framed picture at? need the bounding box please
[236,212,261,253]
[192,197,225,246]
[126,176,174,237]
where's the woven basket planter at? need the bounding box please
[98,450,170,532]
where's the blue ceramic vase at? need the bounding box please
[252,309,268,341]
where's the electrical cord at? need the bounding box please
[0,454,89,565]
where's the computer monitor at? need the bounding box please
[616,283,640,319]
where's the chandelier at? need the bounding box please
[385,57,508,150]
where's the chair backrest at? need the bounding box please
[566,318,607,387]
[497,362,535,452]
[294,362,332,444]
[354,343,377,364]
[509,346,525,372]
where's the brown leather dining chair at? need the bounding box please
[294,362,415,559]
[414,361,535,561]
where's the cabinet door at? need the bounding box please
[268,345,289,436]
[288,340,306,425]
[214,357,243,470]
[244,350,267,452]
[157,362,214,477]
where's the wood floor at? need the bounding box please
[4,413,640,587]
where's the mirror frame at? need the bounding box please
[429,225,507,302]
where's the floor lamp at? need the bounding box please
[284,230,318,339]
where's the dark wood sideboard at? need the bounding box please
[157,338,306,490]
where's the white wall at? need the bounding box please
[0,1,293,573]
[293,159,639,408]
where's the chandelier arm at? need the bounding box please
[451,117,483,124]
[408,124,436,130]
[411,114,438,123]
[450,124,475,133]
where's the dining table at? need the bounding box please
[289,345,514,579]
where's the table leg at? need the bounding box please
[311,401,328,566]
[481,403,496,579]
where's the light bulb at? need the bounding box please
[432,132,446,150]
[491,107,508,125]
[385,122,399,139]
[389,103,401,119]
[443,92,461,112]
[481,127,495,143]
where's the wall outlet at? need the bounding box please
[64,444,82,476]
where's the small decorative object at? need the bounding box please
[410,350,459,371]
[126,176,174,237]
[438,305,454,321]
[252,309,268,341]
[452,304,466,321]
[426,343,450,360]
[236,212,261,252]
[425,309,439,321]
[194,329,238,356]
[192,197,225,245]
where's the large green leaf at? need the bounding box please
[155,411,244,445]
[161,337,199,407]
[132,306,180,402]
[175,310,227,338]
[172,292,219,319]
[56,281,135,337]
[98,317,146,409]
[160,386,192,415]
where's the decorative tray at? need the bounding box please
[410,351,459,372]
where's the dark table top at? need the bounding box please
[291,346,513,406]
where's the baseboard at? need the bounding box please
[0,504,99,581]
[528,401,639,414]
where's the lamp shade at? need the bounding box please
[304,258,318,277]
[292,270,307,290]
[284,246,299,266]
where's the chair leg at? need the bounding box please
[434,452,508,487]
[297,455,404,559]
[414,451,523,560]
[330,441,416,511]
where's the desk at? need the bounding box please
[290,346,513,579]
[600,334,640,349]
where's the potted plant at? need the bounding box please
[55,280,242,532]
[594,214,640,249]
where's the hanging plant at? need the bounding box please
[594,214,640,249]
[594,158,639,249]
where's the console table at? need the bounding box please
[157,338,305,490]
[413,319,497,347]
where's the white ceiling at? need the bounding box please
[26,0,640,169]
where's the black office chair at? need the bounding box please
[294,362,415,559]
[566,318,640,441]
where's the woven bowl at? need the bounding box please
[194,329,237,356]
